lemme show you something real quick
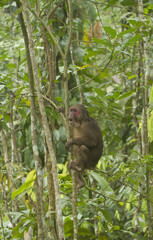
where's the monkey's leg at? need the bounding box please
[68,145,89,171]
[68,145,89,190]
[67,163,85,190]
[76,171,85,190]
[67,161,73,175]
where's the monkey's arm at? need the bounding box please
[66,124,98,150]
[66,136,97,149]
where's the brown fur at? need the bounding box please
[66,104,103,189]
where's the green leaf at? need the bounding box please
[104,26,117,38]
[100,68,109,79]
[124,34,141,47]
[107,0,118,4]
[90,172,115,197]
[93,38,112,48]
[0,85,5,91]
[148,111,153,142]
[7,63,16,69]
[12,169,36,200]
[25,169,36,182]
[116,91,133,100]
[112,225,120,230]
[149,85,153,103]
[14,6,22,16]
[12,179,35,200]
[85,49,106,58]
[113,91,120,99]
[101,209,112,223]
[18,108,27,119]
[0,0,7,7]
[3,113,10,122]
[148,86,153,142]
[78,227,94,236]
[55,97,63,102]
[129,19,143,26]
[121,0,135,6]
[117,28,137,38]
[94,88,105,99]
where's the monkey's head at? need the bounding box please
[68,104,90,127]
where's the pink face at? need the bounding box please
[69,107,80,124]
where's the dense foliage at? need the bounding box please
[0,0,153,239]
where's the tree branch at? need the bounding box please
[69,53,113,95]
[27,4,64,59]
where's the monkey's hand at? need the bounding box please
[65,139,73,151]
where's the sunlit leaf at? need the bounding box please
[118,28,137,38]
[116,91,133,100]
[55,97,63,102]
[94,88,105,99]
[83,31,90,45]
[148,111,153,142]
[104,26,117,38]
[93,38,112,48]
[0,84,5,91]
[26,100,31,106]
[73,64,97,73]
[124,34,141,47]
[12,179,34,200]
[90,172,115,197]
[7,63,16,68]
[12,170,36,200]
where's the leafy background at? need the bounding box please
[0,0,153,239]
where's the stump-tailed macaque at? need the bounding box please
[66,104,103,190]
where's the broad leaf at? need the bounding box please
[12,169,36,199]
[116,91,133,100]
[104,26,117,38]
[90,172,115,197]
[124,34,141,47]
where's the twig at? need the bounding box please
[27,4,64,59]
[95,169,149,200]
[42,94,66,125]
[69,54,113,95]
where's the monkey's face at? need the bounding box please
[68,106,81,127]
[68,104,90,127]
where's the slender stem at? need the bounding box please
[69,54,113,95]
[27,5,64,59]
[22,0,64,238]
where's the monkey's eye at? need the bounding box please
[69,108,77,112]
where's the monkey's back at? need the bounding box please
[72,117,103,169]
[88,119,103,168]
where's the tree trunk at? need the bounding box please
[138,0,153,239]
[22,1,64,239]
